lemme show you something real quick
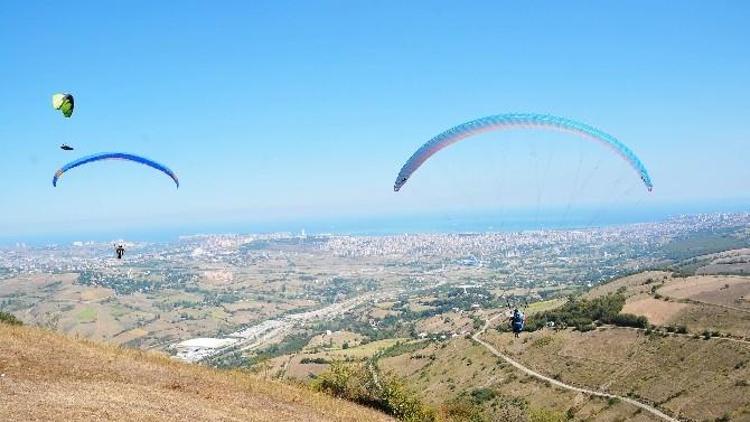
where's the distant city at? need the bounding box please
[3,212,749,284]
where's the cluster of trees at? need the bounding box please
[245,331,316,367]
[525,292,648,332]
[392,288,502,323]
[662,228,750,261]
[312,361,436,422]
[77,270,199,295]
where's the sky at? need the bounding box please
[1,1,749,239]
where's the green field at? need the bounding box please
[526,298,567,315]
[76,307,97,323]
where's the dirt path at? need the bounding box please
[675,296,750,314]
[471,314,679,422]
[612,324,750,346]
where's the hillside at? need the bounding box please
[378,271,750,421]
[0,322,391,422]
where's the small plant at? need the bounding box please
[469,387,496,404]
[0,311,22,326]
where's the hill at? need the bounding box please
[377,271,750,421]
[0,322,391,422]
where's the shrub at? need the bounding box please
[606,313,648,329]
[528,407,567,422]
[312,361,436,421]
[300,357,329,364]
[0,311,22,326]
[469,388,496,404]
[440,396,485,422]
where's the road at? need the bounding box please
[471,314,679,422]
[180,289,406,363]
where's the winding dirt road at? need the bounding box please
[471,314,679,422]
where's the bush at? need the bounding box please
[380,375,437,421]
[0,311,22,326]
[469,388,496,404]
[528,407,567,422]
[312,361,436,421]
[440,396,485,422]
[606,313,648,329]
[300,357,329,364]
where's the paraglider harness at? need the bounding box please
[505,297,528,338]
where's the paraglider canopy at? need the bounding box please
[52,93,74,118]
[393,113,653,192]
[52,152,180,188]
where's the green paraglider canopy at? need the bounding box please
[52,93,74,118]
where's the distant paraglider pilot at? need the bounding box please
[510,308,525,338]
[115,244,125,260]
[60,144,74,151]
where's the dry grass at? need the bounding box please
[667,304,750,338]
[415,311,473,335]
[525,298,567,315]
[483,327,750,421]
[0,324,392,422]
[659,276,750,309]
[586,272,750,336]
[621,298,688,326]
[379,337,646,422]
[584,271,671,300]
[306,331,366,350]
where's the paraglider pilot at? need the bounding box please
[510,308,525,338]
[115,244,125,260]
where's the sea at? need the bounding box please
[3,201,748,247]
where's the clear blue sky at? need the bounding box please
[1,1,749,238]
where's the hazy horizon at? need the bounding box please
[4,200,749,247]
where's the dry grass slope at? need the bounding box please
[0,324,392,422]
[483,327,750,421]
